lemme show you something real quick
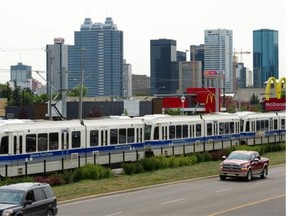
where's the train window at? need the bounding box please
[90,130,98,146]
[176,125,182,138]
[246,121,250,132]
[0,136,9,154]
[256,120,261,131]
[196,124,201,137]
[38,133,48,152]
[72,131,81,148]
[49,133,59,150]
[264,120,269,130]
[62,132,69,149]
[183,125,188,138]
[169,125,175,139]
[127,128,134,143]
[281,119,285,129]
[153,126,159,140]
[119,128,126,144]
[274,119,278,130]
[110,129,118,144]
[207,123,212,136]
[240,119,244,132]
[144,126,151,140]
[225,122,230,134]
[219,122,224,134]
[26,134,36,153]
[230,122,234,133]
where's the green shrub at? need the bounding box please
[141,157,160,171]
[122,162,144,175]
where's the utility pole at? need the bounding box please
[47,48,53,120]
[79,47,85,124]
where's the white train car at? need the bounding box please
[142,115,204,156]
[0,117,146,177]
[0,111,285,177]
[201,113,241,149]
[236,111,286,145]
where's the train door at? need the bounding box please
[161,125,168,140]
[61,130,69,150]
[136,127,143,143]
[100,128,108,146]
[13,132,23,155]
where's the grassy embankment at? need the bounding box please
[53,150,285,202]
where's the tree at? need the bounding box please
[250,93,260,105]
[68,85,87,97]
[0,82,12,101]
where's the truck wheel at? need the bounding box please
[220,175,226,180]
[260,166,268,179]
[246,169,252,181]
[46,210,54,216]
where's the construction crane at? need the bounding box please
[233,49,251,63]
[232,49,251,91]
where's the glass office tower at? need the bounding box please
[68,17,123,97]
[253,29,278,88]
[150,39,177,95]
[204,29,233,92]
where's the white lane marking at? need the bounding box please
[215,188,232,193]
[255,180,271,185]
[105,212,123,216]
[161,198,185,205]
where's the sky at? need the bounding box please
[0,0,286,84]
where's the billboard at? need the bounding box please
[265,77,286,100]
[263,76,286,111]
[263,98,285,111]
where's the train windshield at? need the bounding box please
[0,136,9,154]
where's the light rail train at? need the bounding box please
[0,111,285,177]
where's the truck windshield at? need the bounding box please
[228,152,250,160]
[0,190,24,205]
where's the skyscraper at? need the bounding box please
[68,17,123,97]
[204,29,233,92]
[253,29,278,88]
[150,39,178,94]
[10,62,32,86]
[46,37,68,118]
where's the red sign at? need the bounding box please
[204,70,218,76]
[263,98,286,111]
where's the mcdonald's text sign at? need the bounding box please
[263,98,285,111]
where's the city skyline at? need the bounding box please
[0,0,286,84]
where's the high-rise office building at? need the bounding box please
[68,17,123,97]
[253,29,278,88]
[190,44,204,86]
[10,62,32,88]
[123,60,132,98]
[204,29,233,92]
[46,37,68,118]
[178,61,202,93]
[150,39,178,94]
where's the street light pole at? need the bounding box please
[156,86,165,94]
[181,95,185,115]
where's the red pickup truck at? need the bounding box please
[219,150,269,181]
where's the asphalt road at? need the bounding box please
[58,165,285,216]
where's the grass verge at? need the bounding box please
[53,150,285,202]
